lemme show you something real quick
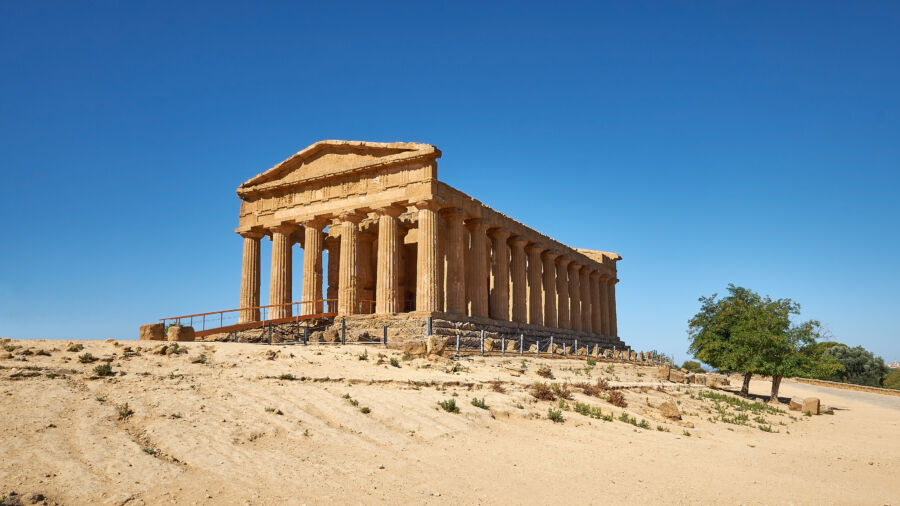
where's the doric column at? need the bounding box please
[375,206,402,314]
[325,236,339,311]
[580,267,592,333]
[415,201,441,313]
[541,251,558,327]
[509,237,528,323]
[569,263,582,332]
[337,213,363,315]
[609,278,619,337]
[555,257,571,329]
[489,228,511,320]
[465,219,489,317]
[590,272,602,334]
[239,231,264,323]
[599,276,610,336]
[269,223,297,319]
[526,244,544,326]
[301,220,326,315]
[442,208,467,314]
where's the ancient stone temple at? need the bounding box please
[235,140,625,347]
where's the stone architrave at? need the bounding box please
[542,251,558,328]
[337,214,363,315]
[555,257,571,329]
[375,206,403,314]
[269,223,297,319]
[239,230,264,323]
[509,237,528,323]
[526,244,544,326]
[442,208,467,314]
[415,201,442,313]
[489,228,511,321]
[580,267,591,333]
[569,263,582,332]
[465,219,489,317]
[301,219,327,315]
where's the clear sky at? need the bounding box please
[1,1,898,363]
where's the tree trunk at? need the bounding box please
[740,372,752,396]
[770,375,783,402]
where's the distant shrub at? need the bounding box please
[883,369,900,390]
[607,390,627,408]
[529,382,556,401]
[390,357,400,368]
[439,398,460,413]
[94,363,113,377]
[682,360,705,373]
[471,397,489,410]
[547,408,564,423]
[78,353,96,364]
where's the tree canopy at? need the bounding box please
[824,345,889,387]
[687,284,841,399]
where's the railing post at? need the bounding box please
[536,340,540,356]
[613,345,616,362]
[574,339,578,357]
[303,326,308,345]
[480,330,485,356]
[220,313,223,328]
[456,334,460,358]
[501,337,505,356]
[564,342,567,357]
[267,323,272,345]
[426,316,433,337]
[341,318,346,345]
[549,336,554,356]
[383,325,388,346]
[519,334,524,355]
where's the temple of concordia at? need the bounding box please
[225,140,626,349]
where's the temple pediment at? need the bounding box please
[238,140,440,196]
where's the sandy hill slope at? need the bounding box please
[1,339,898,505]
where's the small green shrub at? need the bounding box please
[78,353,96,364]
[67,343,84,352]
[547,408,564,423]
[551,383,572,400]
[94,363,113,377]
[358,349,369,361]
[278,373,296,380]
[117,403,134,420]
[682,430,692,437]
[471,397,489,410]
[681,360,705,373]
[439,399,460,413]
[390,357,400,368]
[586,358,597,366]
[360,406,371,414]
[883,369,900,390]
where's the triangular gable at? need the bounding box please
[238,140,440,196]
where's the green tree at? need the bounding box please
[883,369,900,390]
[825,345,889,387]
[688,284,840,400]
[681,360,705,373]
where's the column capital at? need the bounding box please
[335,212,365,224]
[374,204,405,218]
[509,236,529,248]
[589,270,602,278]
[464,217,487,232]
[439,207,467,222]
[555,256,572,267]
[541,250,559,261]
[239,229,265,240]
[526,243,545,254]
[488,227,511,241]
[411,199,441,212]
[568,262,583,273]
[301,217,330,230]
[270,222,299,236]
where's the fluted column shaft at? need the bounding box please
[526,245,544,326]
[569,263,582,332]
[510,238,528,323]
[555,258,571,329]
[466,220,489,317]
[337,215,362,315]
[609,278,618,337]
[590,273,602,334]
[580,268,591,333]
[443,209,467,314]
[542,252,558,327]
[599,276,610,336]
[375,209,402,314]
[269,224,296,319]
[489,229,511,320]
[301,222,325,315]
[239,231,263,323]
[416,203,441,313]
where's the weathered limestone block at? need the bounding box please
[789,398,804,411]
[167,325,195,342]
[426,335,448,356]
[506,339,519,353]
[139,323,165,341]
[403,338,427,356]
[562,345,571,355]
[528,343,539,354]
[577,347,587,356]
[668,369,685,384]
[322,330,340,343]
[802,397,820,415]
[483,338,495,352]
[659,400,681,420]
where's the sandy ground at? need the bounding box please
[1,339,898,505]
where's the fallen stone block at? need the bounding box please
[789,398,804,411]
[483,338,495,352]
[426,335,448,356]
[802,397,820,415]
[167,325,195,342]
[403,338,427,356]
[659,400,681,420]
[139,323,165,341]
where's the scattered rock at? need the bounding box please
[322,330,340,343]
[189,354,206,364]
[402,338,427,356]
[802,397,820,415]
[506,340,519,353]
[789,398,804,411]
[1,353,13,359]
[167,326,195,342]
[659,400,682,420]
[668,369,685,383]
[139,323,165,341]
[153,344,168,355]
[264,350,279,360]
[482,337,495,352]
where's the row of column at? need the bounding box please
[237,201,618,337]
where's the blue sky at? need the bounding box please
[1,1,897,363]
